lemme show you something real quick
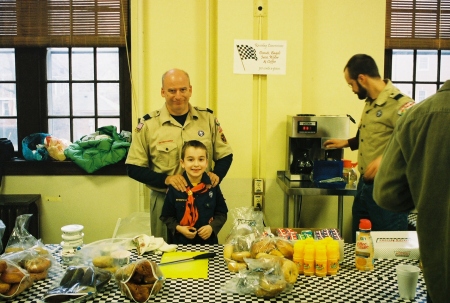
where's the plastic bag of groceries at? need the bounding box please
[0,258,33,298]
[223,207,265,272]
[4,214,39,253]
[220,256,293,298]
[114,259,165,303]
[41,265,112,302]
[22,133,51,161]
[45,135,72,161]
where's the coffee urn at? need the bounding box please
[285,114,350,180]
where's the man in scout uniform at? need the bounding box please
[126,68,233,242]
[323,54,415,242]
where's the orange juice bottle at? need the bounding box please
[303,244,315,276]
[355,219,374,271]
[293,240,305,274]
[327,241,339,275]
[315,243,327,277]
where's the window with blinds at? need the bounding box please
[0,0,131,175]
[0,0,128,47]
[386,0,450,49]
[385,0,450,103]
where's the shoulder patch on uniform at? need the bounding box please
[135,112,157,132]
[398,101,415,116]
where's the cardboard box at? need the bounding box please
[371,231,420,259]
[270,227,345,263]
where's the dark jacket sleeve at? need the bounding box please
[209,185,228,236]
[212,154,233,183]
[126,164,168,188]
[210,212,227,236]
[160,186,179,236]
[347,130,359,151]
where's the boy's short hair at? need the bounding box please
[181,140,208,159]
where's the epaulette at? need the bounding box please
[391,93,404,101]
[194,106,213,114]
[135,113,152,132]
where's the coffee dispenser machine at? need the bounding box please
[285,114,350,180]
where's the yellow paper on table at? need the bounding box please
[159,251,209,279]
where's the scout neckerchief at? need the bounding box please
[180,183,208,227]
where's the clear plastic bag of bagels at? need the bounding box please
[219,256,292,298]
[223,207,265,265]
[249,236,294,260]
[114,259,165,303]
[0,258,33,298]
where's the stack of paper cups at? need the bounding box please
[60,224,84,263]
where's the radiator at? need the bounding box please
[0,194,40,252]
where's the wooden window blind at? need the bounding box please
[0,0,128,47]
[386,0,450,49]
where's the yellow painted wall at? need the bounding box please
[1,0,386,245]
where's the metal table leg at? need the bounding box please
[294,195,302,228]
[338,195,343,234]
[283,193,289,227]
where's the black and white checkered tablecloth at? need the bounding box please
[5,243,426,303]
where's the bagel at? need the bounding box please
[256,276,286,298]
[250,238,276,258]
[227,261,247,273]
[25,257,51,273]
[281,258,299,284]
[223,244,234,261]
[231,251,251,262]
[30,269,48,282]
[275,239,294,259]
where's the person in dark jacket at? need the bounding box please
[160,140,228,244]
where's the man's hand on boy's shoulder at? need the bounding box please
[166,174,188,191]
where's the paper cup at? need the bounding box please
[396,264,420,300]
[111,250,131,266]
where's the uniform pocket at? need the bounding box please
[155,141,179,170]
[365,123,390,134]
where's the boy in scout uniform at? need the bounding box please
[126,68,233,242]
[323,54,414,242]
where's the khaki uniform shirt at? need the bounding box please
[356,80,414,174]
[125,104,233,191]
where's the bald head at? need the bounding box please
[162,69,190,87]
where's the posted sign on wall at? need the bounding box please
[233,40,287,75]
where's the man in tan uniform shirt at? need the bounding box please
[324,54,414,242]
[125,69,233,241]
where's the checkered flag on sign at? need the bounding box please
[237,44,258,61]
